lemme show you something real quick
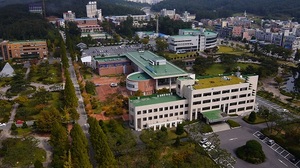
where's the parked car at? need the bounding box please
[16,120,24,124]
[200,138,208,144]
[0,123,6,126]
[267,139,275,146]
[110,83,118,87]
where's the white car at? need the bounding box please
[200,138,208,144]
[110,83,118,87]
[0,123,6,126]
[202,144,209,148]
[205,141,211,146]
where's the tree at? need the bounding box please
[36,107,62,132]
[176,124,184,135]
[70,124,92,168]
[156,38,168,53]
[11,123,17,131]
[173,137,181,147]
[69,108,80,121]
[34,160,44,168]
[274,76,283,87]
[64,75,78,108]
[248,111,257,123]
[193,56,214,75]
[50,121,69,168]
[236,140,266,164]
[22,122,28,129]
[88,117,117,167]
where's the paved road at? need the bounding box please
[0,103,19,139]
[216,117,296,168]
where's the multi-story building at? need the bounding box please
[168,29,218,52]
[0,40,48,61]
[126,0,163,4]
[181,11,196,22]
[28,3,43,15]
[160,9,176,19]
[63,11,76,21]
[129,73,258,130]
[86,1,102,21]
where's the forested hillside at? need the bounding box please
[152,0,300,21]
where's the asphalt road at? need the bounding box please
[216,117,296,168]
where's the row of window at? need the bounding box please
[193,87,249,98]
[193,96,254,105]
[137,104,189,115]
[141,111,189,121]
[228,106,253,113]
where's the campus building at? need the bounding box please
[91,51,189,95]
[86,1,102,21]
[0,40,48,61]
[168,29,218,52]
[129,73,258,130]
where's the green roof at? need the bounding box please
[202,109,222,121]
[128,72,151,81]
[125,51,188,79]
[9,40,46,44]
[130,94,185,106]
[194,75,245,89]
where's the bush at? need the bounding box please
[11,123,17,131]
[22,122,28,129]
[227,120,240,128]
[175,124,184,135]
[248,112,257,123]
[236,140,266,164]
[200,124,213,133]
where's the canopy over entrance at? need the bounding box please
[202,109,229,123]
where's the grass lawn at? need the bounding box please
[243,115,266,124]
[205,63,260,75]
[217,46,245,55]
[16,127,32,136]
[163,51,197,60]
[167,129,188,140]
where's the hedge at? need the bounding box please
[227,120,240,128]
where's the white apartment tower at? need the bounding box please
[86,1,102,21]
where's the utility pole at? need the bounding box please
[156,14,159,33]
[42,0,46,18]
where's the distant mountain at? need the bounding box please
[152,0,300,21]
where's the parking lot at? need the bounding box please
[82,44,142,57]
[254,131,300,168]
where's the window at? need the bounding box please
[143,110,147,114]
[143,117,147,121]
[230,102,237,106]
[240,87,247,91]
[203,92,211,96]
[239,101,246,105]
[229,109,236,113]
[231,95,237,99]
[249,99,254,103]
[222,90,230,94]
[202,107,210,111]
[137,111,141,115]
[193,94,202,98]
[203,99,211,104]
[154,116,158,119]
[212,98,220,102]
[148,117,152,120]
[175,105,178,109]
[159,115,163,118]
[184,111,188,114]
[222,97,229,101]
[148,109,152,113]
[185,104,189,107]
[170,113,173,117]
[154,108,158,112]
[170,106,173,110]
[239,94,247,98]
[165,107,168,110]
[180,105,183,108]
[238,107,245,111]
[177,84,180,89]
[246,106,253,110]
[231,88,239,92]
[164,114,168,117]
[180,112,183,115]
[193,101,201,105]
[175,112,178,116]
[159,108,163,111]
[212,105,219,109]
[213,91,221,95]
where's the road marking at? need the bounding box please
[278,159,288,167]
[229,138,238,141]
[295,160,300,165]
[285,154,290,158]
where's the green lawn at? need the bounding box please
[16,127,32,136]
[163,51,197,60]
[217,45,251,56]
[205,63,260,75]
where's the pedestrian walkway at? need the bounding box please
[211,122,231,132]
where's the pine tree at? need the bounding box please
[64,75,78,108]
[63,151,72,168]
[88,118,117,167]
[70,124,92,168]
[50,121,69,168]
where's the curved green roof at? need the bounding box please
[128,72,151,81]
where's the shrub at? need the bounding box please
[175,124,184,135]
[200,124,213,133]
[22,122,28,129]
[227,120,240,128]
[11,123,17,131]
[236,140,266,164]
[248,112,257,123]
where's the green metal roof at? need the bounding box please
[202,110,222,121]
[93,56,128,63]
[9,40,46,44]
[130,94,185,107]
[125,51,188,79]
[127,72,152,81]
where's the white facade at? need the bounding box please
[86,1,102,21]
[160,9,176,19]
[126,0,163,4]
[129,74,258,130]
[63,11,76,21]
